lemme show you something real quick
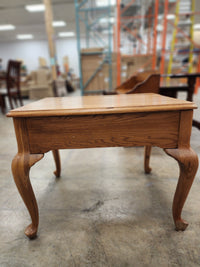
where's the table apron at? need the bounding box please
[26,111,180,153]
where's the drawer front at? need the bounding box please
[27,111,180,153]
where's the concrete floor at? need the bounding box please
[1,92,200,266]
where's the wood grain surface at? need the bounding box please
[26,111,180,153]
[7,94,196,117]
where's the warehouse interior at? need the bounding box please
[1,0,200,266]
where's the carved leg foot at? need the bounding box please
[12,153,43,239]
[52,150,61,178]
[144,146,152,174]
[165,148,198,231]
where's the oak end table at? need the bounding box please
[7,93,198,239]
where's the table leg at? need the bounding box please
[12,152,43,239]
[52,150,61,177]
[187,77,195,102]
[192,119,200,130]
[0,95,6,114]
[144,146,152,174]
[164,147,198,231]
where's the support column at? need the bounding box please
[43,0,58,96]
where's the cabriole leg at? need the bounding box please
[165,148,198,231]
[12,153,43,239]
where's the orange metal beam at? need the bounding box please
[121,22,147,46]
[160,0,169,78]
[120,14,154,20]
[195,53,200,93]
[147,4,154,55]
[152,0,159,69]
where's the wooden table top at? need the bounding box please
[7,93,197,117]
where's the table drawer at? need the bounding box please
[27,111,180,153]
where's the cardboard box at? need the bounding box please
[81,47,104,53]
[81,51,120,92]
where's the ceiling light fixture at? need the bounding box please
[17,34,34,40]
[25,4,45,12]
[0,24,15,31]
[52,21,66,27]
[58,32,75,37]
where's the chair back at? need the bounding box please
[6,60,21,95]
[116,70,158,94]
[126,74,160,94]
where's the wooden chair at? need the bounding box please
[104,71,161,174]
[104,71,160,95]
[0,60,23,113]
[117,73,160,94]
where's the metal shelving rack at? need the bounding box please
[160,0,200,78]
[115,0,160,86]
[74,0,113,95]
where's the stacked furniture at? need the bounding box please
[0,60,23,114]
[28,69,54,99]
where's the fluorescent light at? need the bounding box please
[17,34,34,40]
[96,0,116,6]
[0,24,15,31]
[52,21,66,27]
[58,32,75,37]
[194,24,200,30]
[25,4,45,12]
[167,14,175,20]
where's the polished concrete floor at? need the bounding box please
[1,92,200,266]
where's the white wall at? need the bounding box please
[56,38,79,75]
[0,38,80,76]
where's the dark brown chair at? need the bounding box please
[118,73,160,94]
[0,60,23,113]
[104,71,160,95]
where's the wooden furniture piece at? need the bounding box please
[0,60,23,114]
[8,94,198,239]
[0,94,4,114]
[160,73,200,129]
[160,73,200,101]
[28,69,54,99]
[104,73,160,95]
